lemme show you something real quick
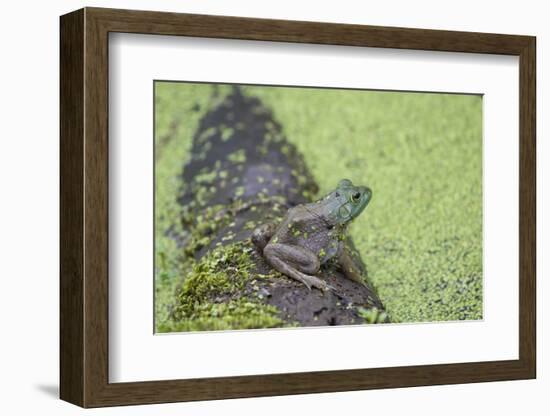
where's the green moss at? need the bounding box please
[227,149,247,163]
[220,126,234,142]
[197,126,217,144]
[358,307,389,324]
[156,242,290,332]
[233,186,245,198]
[175,244,252,315]
[244,220,258,230]
[194,170,217,184]
[182,204,228,258]
[157,299,286,332]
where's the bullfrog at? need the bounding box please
[252,179,372,291]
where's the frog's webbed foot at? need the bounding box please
[263,243,334,293]
[291,270,335,292]
[270,258,334,292]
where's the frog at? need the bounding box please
[251,179,372,291]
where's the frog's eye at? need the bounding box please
[351,192,361,202]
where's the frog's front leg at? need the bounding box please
[337,243,367,287]
[263,243,332,292]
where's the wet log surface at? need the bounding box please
[175,87,386,327]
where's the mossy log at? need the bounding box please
[169,87,387,330]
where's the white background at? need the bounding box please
[0,0,546,415]
[110,34,519,382]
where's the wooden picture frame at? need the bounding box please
[60,7,536,408]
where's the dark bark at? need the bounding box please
[176,87,387,326]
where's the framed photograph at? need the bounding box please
[60,7,536,407]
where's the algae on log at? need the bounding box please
[168,87,387,331]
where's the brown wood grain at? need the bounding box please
[59,7,537,408]
[59,8,84,406]
[518,38,536,375]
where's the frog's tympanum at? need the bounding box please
[252,179,372,291]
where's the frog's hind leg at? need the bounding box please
[263,243,332,292]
